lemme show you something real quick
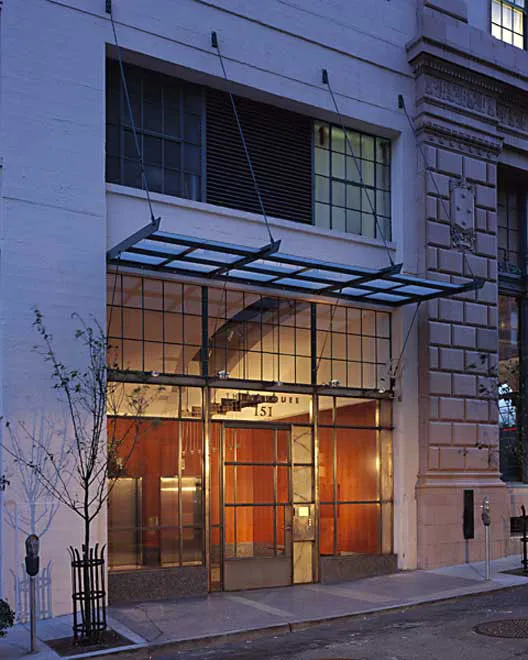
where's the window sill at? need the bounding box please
[106,183,396,253]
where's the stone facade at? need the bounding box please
[410,1,528,568]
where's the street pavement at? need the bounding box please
[1,556,528,659]
[117,586,528,660]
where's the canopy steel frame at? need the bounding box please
[107,227,484,307]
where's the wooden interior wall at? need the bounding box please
[319,401,379,555]
[109,418,202,564]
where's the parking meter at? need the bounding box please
[481,497,491,527]
[25,534,40,577]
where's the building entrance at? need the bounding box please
[218,422,315,590]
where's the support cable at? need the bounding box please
[315,290,344,379]
[398,95,476,281]
[106,1,161,338]
[322,69,395,267]
[107,3,159,226]
[211,31,275,245]
[393,301,421,383]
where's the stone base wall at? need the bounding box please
[108,566,208,603]
[417,483,509,568]
[320,554,398,583]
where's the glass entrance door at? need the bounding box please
[222,424,292,590]
[221,422,315,590]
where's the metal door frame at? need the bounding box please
[220,422,293,590]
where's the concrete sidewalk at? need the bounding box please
[1,556,527,659]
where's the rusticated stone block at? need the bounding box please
[439,299,464,323]
[464,157,487,184]
[429,446,440,469]
[487,211,497,233]
[427,220,451,246]
[465,350,489,373]
[429,321,451,345]
[440,446,465,470]
[465,398,489,422]
[477,327,498,351]
[464,447,491,470]
[439,397,465,420]
[430,371,452,395]
[453,422,477,445]
[438,149,462,177]
[429,421,452,445]
[439,347,465,371]
[477,282,497,305]
[463,254,488,279]
[476,232,497,258]
[464,302,488,326]
[426,195,438,220]
[487,163,496,186]
[488,305,497,327]
[452,325,476,348]
[426,171,450,198]
[438,248,463,274]
[427,246,438,269]
[430,347,439,369]
[452,373,476,396]
[475,208,487,231]
[475,184,496,210]
[478,424,498,447]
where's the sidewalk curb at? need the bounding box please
[82,581,528,659]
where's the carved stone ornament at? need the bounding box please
[450,178,475,252]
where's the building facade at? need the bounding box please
[2,0,528,615]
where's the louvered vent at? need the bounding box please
[206,89,313,225]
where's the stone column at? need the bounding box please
[408,52,509,568]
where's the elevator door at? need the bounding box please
[222,423,315,590]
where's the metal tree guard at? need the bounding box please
[68,544,107,641]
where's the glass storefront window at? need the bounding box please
[499,295,522,481]
[107,274,395,579]
[107,275,392,392]
[107,394,205,570]
[318,396,392,556]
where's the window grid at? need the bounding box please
[106,61,203,200]
[313,121,391,240]
[108,415,205,570]
[316,306,392,390]
[318,399,389,556]
[107,274,202,376]
[498,187,521,272]
[491,0,526,49]
[108,274,392,391]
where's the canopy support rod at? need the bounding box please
[207,240,282,278]
[107,217,161,260]
[319,263,403,294]
[391,276,485,306]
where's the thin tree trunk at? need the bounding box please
[83,496,92,640]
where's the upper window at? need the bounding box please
[498,185,522,274]
[106,61,392,242]
[313,122,391,241]
[491,0,526,49]
[106,61,203,200]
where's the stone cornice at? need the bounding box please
[412,53,505,97]
[416,118,503,160]
[410,52,528,150]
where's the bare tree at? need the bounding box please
[1,309,160,640]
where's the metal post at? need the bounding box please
[29,576,36,653]
[521,505,528,573]
[484,525,490,581]
[481,496,491,581]
[24,534,40,653]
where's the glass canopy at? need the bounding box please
[107,222,484,307]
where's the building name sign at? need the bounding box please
[210,392,301,417]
